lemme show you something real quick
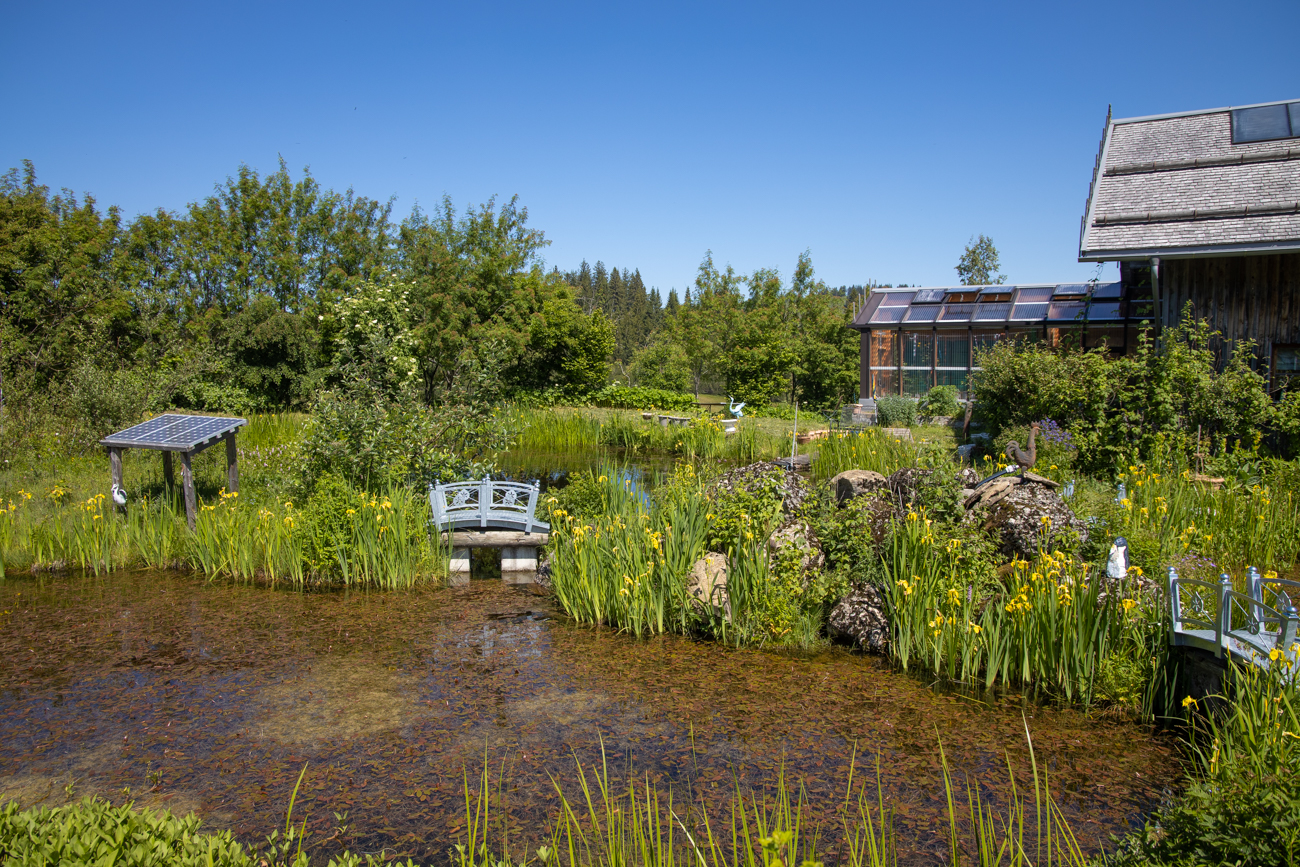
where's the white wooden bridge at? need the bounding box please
[429,479,549,585]
[1170,566,1300,674]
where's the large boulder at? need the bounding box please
[885,467,936,508]
[767,520,825,574]
[965,476,1087,559]
[828,583,890,654]
[686,553,730,616]
[829,469,887,505]
[708,462,810,517]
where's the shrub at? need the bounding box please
[918,385,961,418]
[875,396,917,427]
[590,383,696,412]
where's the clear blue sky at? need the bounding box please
[4,1,1297,294]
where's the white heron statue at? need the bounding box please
[727,396,745,419]
[111,483,127,506]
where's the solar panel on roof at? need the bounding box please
[1053,284,1089,297]
[904,306,940,322]
[1091,282,1123,300]
[1016,287,1054,303]
[871,306,906,324]
[973,303,1011,321]
[1010,303,1049,320]
[99,414,247,451]
[912,289,945,304]
[1088,302,1123,320]
[940,303,973,321]
[879,293,914,306]
[1048,301,1086,320]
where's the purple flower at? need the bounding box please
[1033,419,1074,447]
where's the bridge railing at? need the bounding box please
[1171,566,1300,661]
[428,478,550,535]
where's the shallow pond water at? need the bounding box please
[0,571,1178,865]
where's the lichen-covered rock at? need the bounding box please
[829,469,888,505]
[707,462,810,517]
[886,467,936,507]
[957,467,981,488]
[767,520,825,574]
[687,552,730,616]
[535,553,553,589]
[828,583,890,654]
[967,478,1088,559]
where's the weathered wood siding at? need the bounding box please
[1161,253,1300,371]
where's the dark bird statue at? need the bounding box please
[1004,423,1039,476]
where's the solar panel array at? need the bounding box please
[100,414,246,450]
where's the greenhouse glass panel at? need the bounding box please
[870,331,897,366]
[1088,301,1122,320]
[973,302,1011,321]
[936,369,968,393]
[903,369,932,397]
[1016,287,1054,303]
[902,331,933,367]
[971,330,1004,356]
[880,293,914,306]
[872,369,898,397]
[904,305,940,322]
[871,306,906,323]
[1011,302,1049,320]
[1085,326,1124,349]
[940,303,974,321]
[1048,301,1086,320]
[936,332,969,367]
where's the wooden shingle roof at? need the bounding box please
[1079,100,1300,261]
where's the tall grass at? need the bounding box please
[812,430,920,481]
[507,409,788,463]
[455,729,1087,867]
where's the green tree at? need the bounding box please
[955,234,1005,285]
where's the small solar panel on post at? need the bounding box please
[99,414,247,530]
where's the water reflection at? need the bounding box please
[0,572,1177,865]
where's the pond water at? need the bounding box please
[0,570,1178,865]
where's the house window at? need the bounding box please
[1231,102,1300,143]
[1275,345,1300,393]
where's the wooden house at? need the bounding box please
[849,97,1300,402]
[1079,98,1300,391]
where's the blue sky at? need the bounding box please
[3,1,1298,294]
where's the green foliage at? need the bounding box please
[918,385,961,418]
[971,310,1276,475]
[326,275,420,395]
[812,428,920,480]
[955,234,1005,285]
[0,797,255,867]
[703,468,786,554]
[549,470,608,522]
[627,339,691,393]
[590,384,696,412]
[875,396,917,427]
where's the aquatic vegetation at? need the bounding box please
[812,429,919,480]
[883,514,1163,707]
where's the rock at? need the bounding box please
[957,468,981,487]
[830,469,888,505]
[886,467,935,506]
[882,427,913,441]
[828,583,890,654]
[767,520,825,574]
[535,553,553,589]
[965,477,1088,559]
[708,462,810,518]
[687,553,730,616]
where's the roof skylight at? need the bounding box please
[1231,102,1300,143]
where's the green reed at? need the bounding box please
[545,470,707,637]
[240,411,309,449]
[454,726,1087,867]
[507,408,788,462]
[812,429,919,481]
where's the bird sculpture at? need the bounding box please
[727,396,745,419]
[1106,537,1131,580]
[1004,423,1039,477]
[110,483,127,506]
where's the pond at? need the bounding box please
[0,569,1178,865]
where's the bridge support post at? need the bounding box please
[448,547,470,586]
[501,546,538,584]
[1279,606,1299,653]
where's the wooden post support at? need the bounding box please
[109,447,123,490]
[108,447,125,513]
[181,450,197,531]
[162,450,174,489]
[225,433,239,493]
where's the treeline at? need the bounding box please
[0,158,863,429]
[560,254,863,409]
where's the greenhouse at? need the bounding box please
[849,274,1156,399]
